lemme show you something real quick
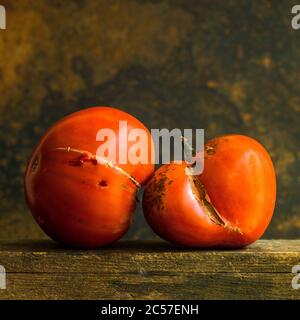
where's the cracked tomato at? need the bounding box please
[24,107,154,248]
[143,134,276,247]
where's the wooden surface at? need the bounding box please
[0,240,300,300]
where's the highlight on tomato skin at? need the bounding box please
[24,106,154,248]
[142,134,276,248]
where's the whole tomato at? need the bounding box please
[143,134,276,247]
[25,107,154,248]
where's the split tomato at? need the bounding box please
[24,107,154,248]
[143,134,276,247]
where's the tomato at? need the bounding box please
[24,107,154,248]
[143,134,276,247]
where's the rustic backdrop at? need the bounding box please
[0,0,299,240]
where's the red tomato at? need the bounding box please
[25,107,154,248]
[143,134,276,247]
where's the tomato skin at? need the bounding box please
[143,134,276,248]
[25,107,154,248]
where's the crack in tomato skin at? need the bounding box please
[55,147,141,189]
[145,163,242,236]
[188,174,225,227]
[188,174,242,234]
[69,153,98,166]
[143,162,246,247]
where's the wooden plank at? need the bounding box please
[1,240,300,273]
[1,273,299,300]
[0,240,300,299]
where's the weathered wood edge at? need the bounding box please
[0,240,300,274]
[0,240,299,299]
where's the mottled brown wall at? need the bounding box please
[0,0,299,240]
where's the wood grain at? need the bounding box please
[0,240,300,299]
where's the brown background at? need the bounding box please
[0,0,299,241]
